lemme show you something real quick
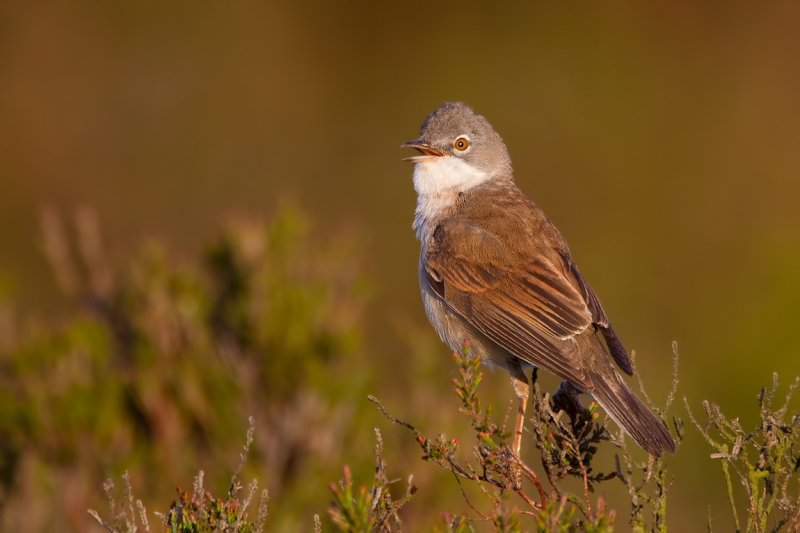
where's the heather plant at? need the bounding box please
[687,374,800,532]
[0,207,369,532]
[85,342,800,532]
[326,429,416,533]
[89,418,268,533]
[366,340,680,531]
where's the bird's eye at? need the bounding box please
[453,136,470,151]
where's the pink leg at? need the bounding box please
[509,365,530,457]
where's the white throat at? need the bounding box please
[412,156,490,241]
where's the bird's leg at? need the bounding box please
[508,363,530,458]
[507,363,530,490]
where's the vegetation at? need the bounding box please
[1,208,799,531]
[0,208,369,531]
[89,418,268,533]
[687,374,800,532]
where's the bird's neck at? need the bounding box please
[412,158,490,241]
[413,191,457,242]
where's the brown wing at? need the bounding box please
[562,254,632,375]
[424,219,596,386]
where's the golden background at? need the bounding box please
[1,2,799,531]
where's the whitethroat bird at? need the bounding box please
[403,101,675,458]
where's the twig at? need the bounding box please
[228,416,256,499]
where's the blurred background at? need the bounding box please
[1,1,799,531]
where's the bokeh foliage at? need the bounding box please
[0,208,369,532]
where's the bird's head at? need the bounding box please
[403,102,512,196]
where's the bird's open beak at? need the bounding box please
[402,140,445,162]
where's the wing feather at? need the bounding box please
[424,219,598,385]
[562,254,632,375]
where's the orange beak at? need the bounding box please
[402,141,445,162]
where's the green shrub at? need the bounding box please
[3,208,800,532]
[0,208,369,532]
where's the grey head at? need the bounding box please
[403,102,513,179]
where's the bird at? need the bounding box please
[402,101,675,458]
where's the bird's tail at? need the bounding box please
[589,370,676,457]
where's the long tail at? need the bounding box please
[589,370,676,457]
